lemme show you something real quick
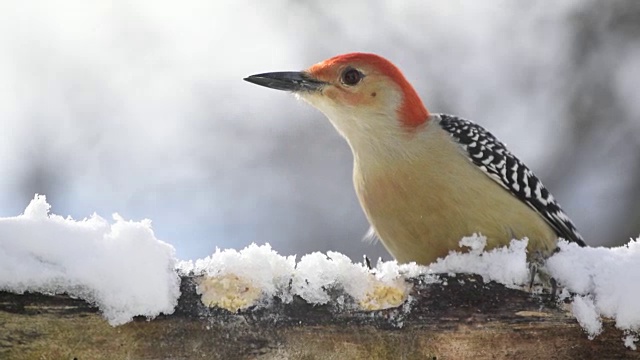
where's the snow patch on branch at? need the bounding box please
[0,195,180,325]
[1,195,639,349]
[547,239,640,339]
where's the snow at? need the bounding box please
[0,195,180,325]
[625,334,639,351]
[178,248,411,311]
[428,236,640,344]
[428,235,530,287]
[1,195,640,349]
[177,243,296,311]
[292,251,371,304]
[571,295,602,339]
[546,239,640,338]
[180,235,530,313]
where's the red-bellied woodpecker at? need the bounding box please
[245,53,586,265]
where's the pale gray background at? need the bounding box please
[1,1,639,261]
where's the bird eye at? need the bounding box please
[341,68,362,86]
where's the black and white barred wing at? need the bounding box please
[437,114,586,247]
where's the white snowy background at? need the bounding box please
[0,1,639,262]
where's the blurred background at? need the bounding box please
[0,0,638,261]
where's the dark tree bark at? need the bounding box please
[0,275,636,360]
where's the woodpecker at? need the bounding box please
[245,53,586,265]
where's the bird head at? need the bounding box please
[245,53,429,149]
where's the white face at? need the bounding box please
[297,65,405,149]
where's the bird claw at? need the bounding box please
[527,252,558,299]
[363,255,372,270]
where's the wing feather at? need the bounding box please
[437,114,586,246]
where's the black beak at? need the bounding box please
[244,71,325,92]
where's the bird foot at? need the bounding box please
[528,252,558,299]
